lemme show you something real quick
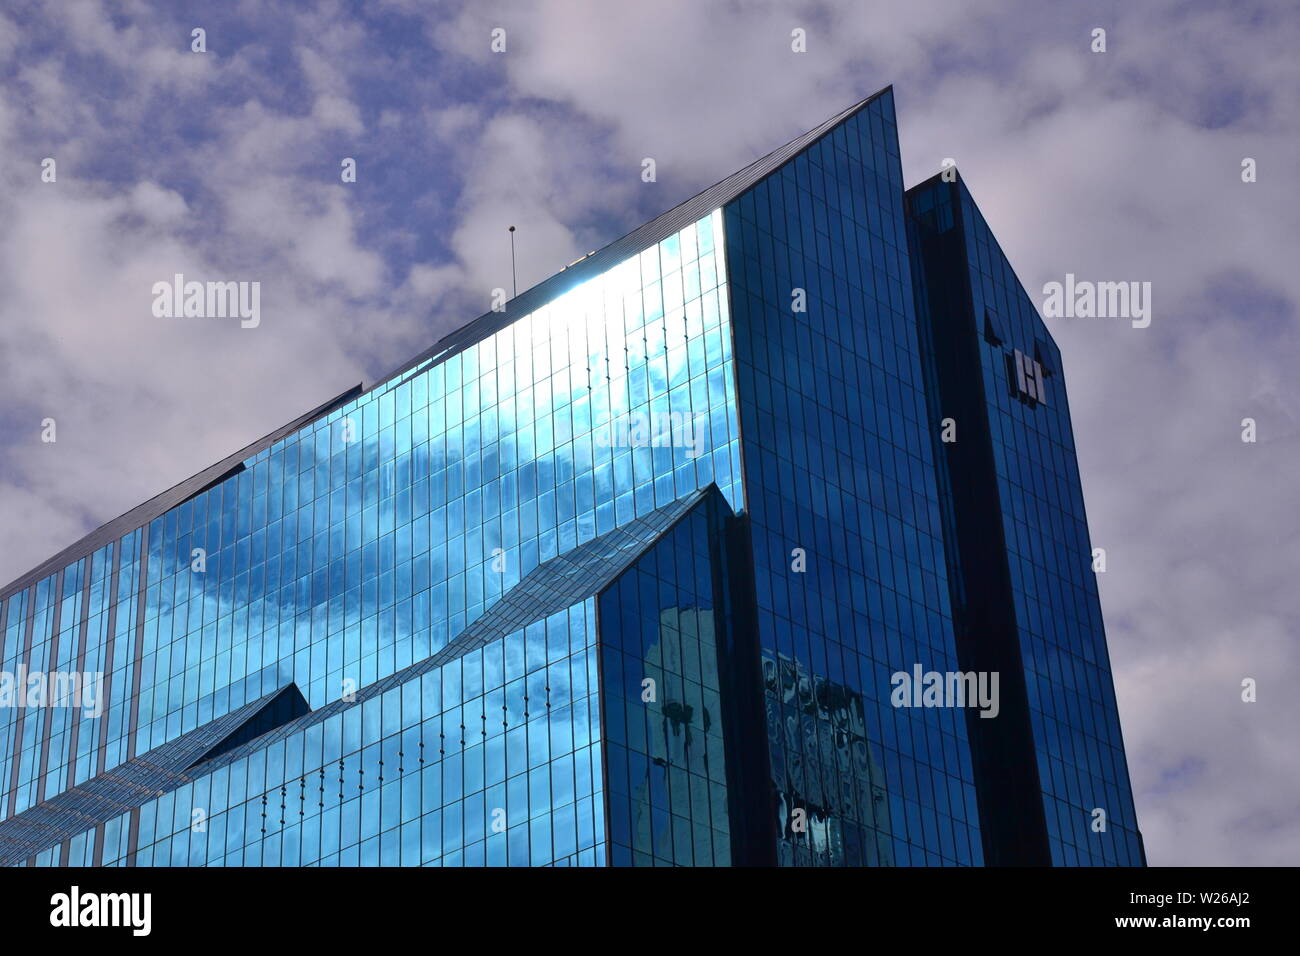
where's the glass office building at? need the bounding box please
[0,86,1142,866]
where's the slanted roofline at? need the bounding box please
[904,167,1062,358]
[1,86,894,601]
[375,85,894,386]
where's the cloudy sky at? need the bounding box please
[0,0,1295,866]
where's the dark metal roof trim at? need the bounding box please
[2,85,893,603]
[370,86,894,390]
[0,384,363,601]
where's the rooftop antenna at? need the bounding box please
[508,226,517,298]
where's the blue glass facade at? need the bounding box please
[907,174,1144,866]
[724,91,982,866]
[599,489,736,866]
[0,86,1141,867]
[111,598,605,867]
[0,206,741,866]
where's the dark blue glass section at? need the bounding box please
[723,90,983,866]
[598,490,735,866]
[907,174,1143,866]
